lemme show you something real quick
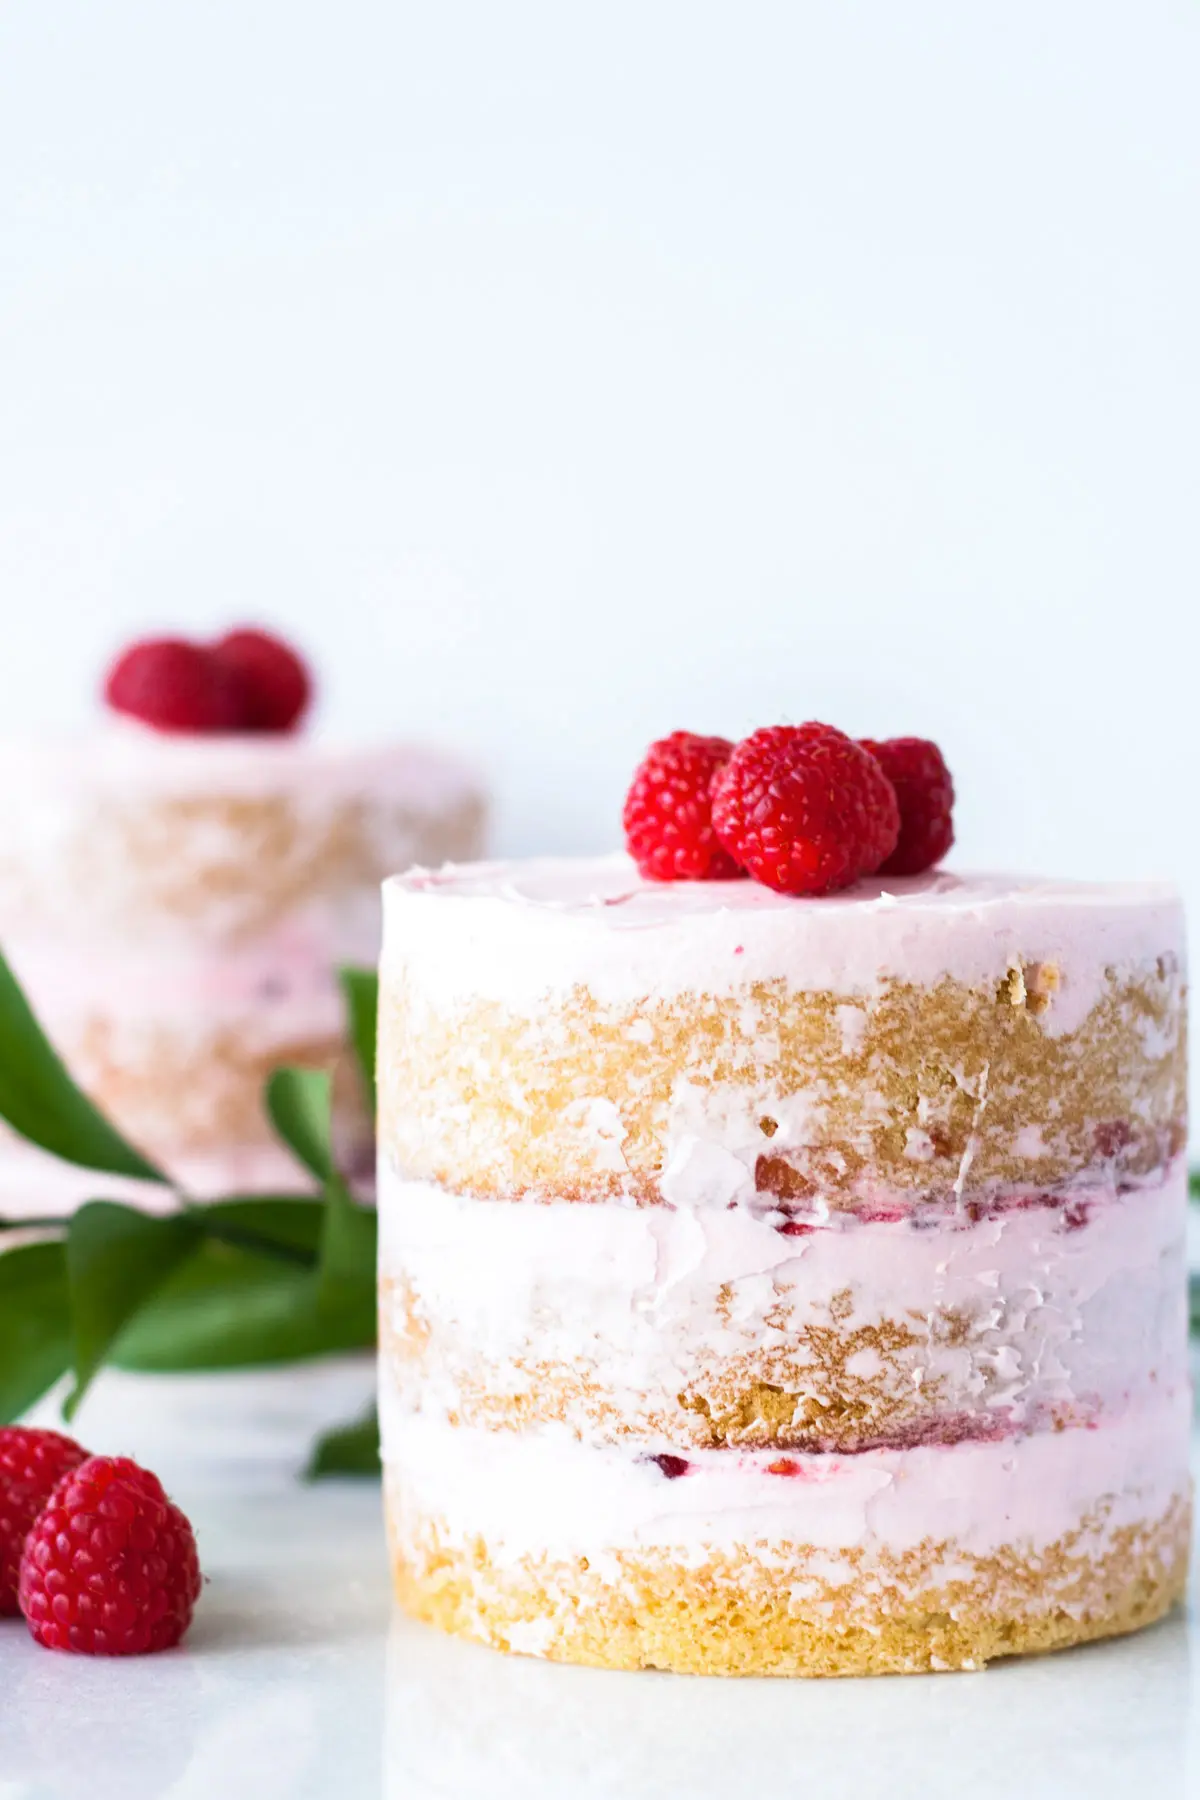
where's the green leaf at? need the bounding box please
[1190,1271,1200,1339]
[339,966,378,1116]
[317,1181,377,1319]
[306,1406,380,1479]
[0,947,164,1183]
[265,1065,376,1325]
[64,1202,203,1415]
[1189,1168,1200,1202]
[201,1195,324,1266]
[266,1067,335,1182]
[223,1072,378,1365]
[112,1239,374,1370]
[0,1240,73,1423]
[113,1189,368,1370]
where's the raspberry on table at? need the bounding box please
[0,1428,90,1616]
[858,736,954,876]
[104,638,247,734]
[623,731,745,881]
[712,723,900,896]
[19,1455,202,1655]
[211,627,312,733]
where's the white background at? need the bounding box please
[1,2,1196,881]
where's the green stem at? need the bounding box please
[196,1219,318,1269]
[1,1210,319,1270]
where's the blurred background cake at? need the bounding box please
[0,628,485,1210]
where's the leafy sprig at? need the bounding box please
[0,947,380,1475]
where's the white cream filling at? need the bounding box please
[380,1383,1191,1566]
[379,1162,1189,1439]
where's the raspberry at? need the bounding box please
[211,627,312,732]
[649,1454,690,1479]
[858,737,954,876]
[0,1428,90,1616]
[712,724,900,896]
[854,740,906,875]
[19,1455,202,1655]
[623,731,745,881]
[104,638,246,733]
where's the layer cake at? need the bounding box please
[378,855,1189,1675]
[0,729,485,1206]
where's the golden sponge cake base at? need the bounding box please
[387,1488,1189,1678]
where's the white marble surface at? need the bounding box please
[0,1360,1196,1800]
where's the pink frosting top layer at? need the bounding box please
[383,854,1183,1020]
[0,723,483,807]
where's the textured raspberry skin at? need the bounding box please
[855,741,904,875]
[712,723,900,896]
[104,639,246,733]
[623,732,745,881]
[19,1456,202,1655]
[859,736,954,876]
[0,1429,90,1617]
[212,628,312,732]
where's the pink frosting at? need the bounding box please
[383,854,1183,1026]
[379,1161,1189,1447]
[0,724,482,807]
[381,1382,1190,1564]
[0,728,486,947]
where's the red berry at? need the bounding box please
[0,1428,90,1616]
[855,741,906,875]
[858,737,954,876]
[650,1454,690,1479]
[104,638,246,733]
[711,723,900,897]
[623,731,745,881]
[211,628,312,732]
[18,1455,202,1655]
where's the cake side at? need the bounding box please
[0,733,486,1192]
[379,1162,1188,1452]
[382,1386,1191,1677]
[377,855,1190,1675]
[0,732,486,944]
[379,858,1186,1206]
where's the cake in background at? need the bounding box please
[0,629,485,1210]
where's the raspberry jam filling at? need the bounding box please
[636,1405,1093,1482]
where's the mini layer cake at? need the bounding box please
[0,730,484,1205]
[378,855,1189,1676]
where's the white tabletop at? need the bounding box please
[1,1360,1196,1800]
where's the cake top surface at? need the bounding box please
[382,854,1182,1018]
[389,854,1177,923]
[0,724,484,808]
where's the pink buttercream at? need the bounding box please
[379,1161,1189,1448]
[381,1382,1190,1564]
[383,854,1183,1028]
